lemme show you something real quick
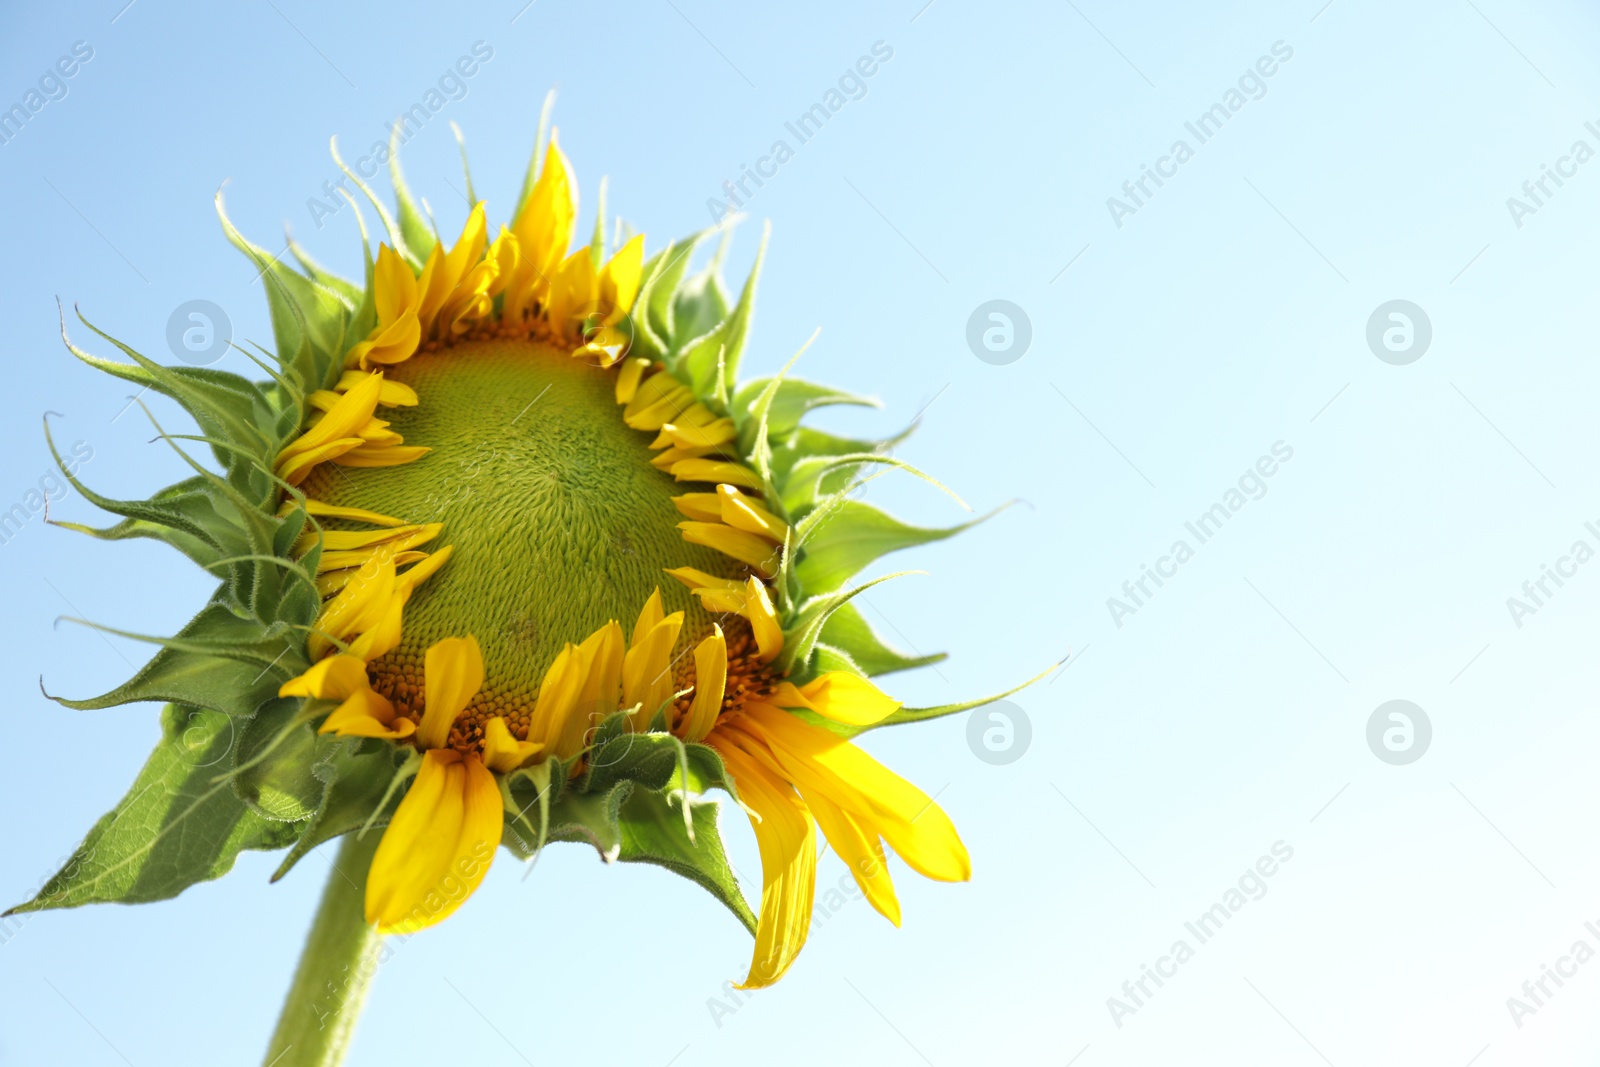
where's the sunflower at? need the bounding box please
[12,106,1026,1063]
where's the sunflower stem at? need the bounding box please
[262,832,384,1067]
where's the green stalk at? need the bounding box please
[262,832,384,1067]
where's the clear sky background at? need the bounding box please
[3,0,1600,1064]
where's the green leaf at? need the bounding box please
[671,232,733,353]
[616,787,756,935]
[778,570,922,676]
[5,705,302,915]
[387,128,439,262]
[287,239,364,305]
[677,222,768,397]
[795,500,986,595]
[733,377,880,440]
[577,731,685,796]
[816,602,945,676]
[217,190,349,389]
[231,698,320,822]
[272,740,405,881]
[51,602,300,718]
[772,428,888,513]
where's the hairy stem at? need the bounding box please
[262,832,384,1067]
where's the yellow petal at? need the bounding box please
[671,493,724,523]
[528,643,586,753]
[670,459,762,490]
[630,588,665,648]
[740,704,971,883]
[315,552,425,598]
[305,523,433,554]
[279,654,369,700]
[346,245,422,369]
[277,439,364,486]
[299,499,407,527]
[717,484,788,543]
[598,233,645,320]
[310,553,399,660]
[772,672,900,727]
[677,522,779,578]
[320,687,414,740]
[663,417,737,450]
[664,566,748,616]
[806,790,900,926]
[395,544,454,593]
[344,582,413,662]
[365,750,502,934]
[332,443,432,468]
[545,247,598,341]
[418,202,488,338]
[745,577,783,663]
[576,620,624,723]
[680,626,726,742]
[418,635,485,749]
[372,243,420,325]
[482,715,542,774]
[505,135,577,322]
[713,738,816,989]
[337,370,417,406]
[622,613,684,730]
[622,371,694,429]
[615,357,651,405]
[278,373,384,465]
[310,524,443,575]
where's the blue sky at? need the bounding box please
[3,0,1600,1064]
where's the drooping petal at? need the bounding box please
[712,739,816,990]
[365,750,502,934]
[418,635,485,749]
[805,789,900,926]
[739,704,971,884]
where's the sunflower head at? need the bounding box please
[11,112,1021,988]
